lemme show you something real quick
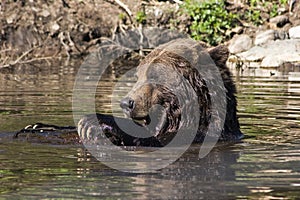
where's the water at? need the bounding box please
[0,61,300,199]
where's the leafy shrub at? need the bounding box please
[243,0,288,25]
[244,8,263,26]
[181,0,238,46]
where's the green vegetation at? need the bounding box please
[135,11,147,24]
[242,0,285,25]
[244,0,264,26]
[269,4,279,18]
[279,0,288,4]
[181,0,288,45]
[182,0,238,45]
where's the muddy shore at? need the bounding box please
[0,0,299,69]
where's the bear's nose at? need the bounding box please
[120,97,135,110]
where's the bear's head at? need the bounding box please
[119,41,230,145]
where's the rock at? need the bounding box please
[280,53,300,63]
[261,53,300,67]
[268,39,300,54]
[228,34,252,54]
[234,39,300,67]
[289,26,300,39]
[269,15,289,28]
[237,46,266,61]
[261,55,284,67]
[254,30,276,46]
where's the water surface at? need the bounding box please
[0,62,300,199]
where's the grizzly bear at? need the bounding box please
[78,38,243,147]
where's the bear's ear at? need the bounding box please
[207,45,229,66]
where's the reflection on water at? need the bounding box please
[0,62,79,131]
[232,67,300,142]
[0,62,300,199]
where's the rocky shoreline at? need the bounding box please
[0,0,300,71]
[227,11,300,72]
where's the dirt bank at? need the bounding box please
[0,0,298,69]
[0,0,184,67]
[1,0,122,66]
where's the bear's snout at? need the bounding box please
[120,97,135,115]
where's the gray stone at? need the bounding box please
[237,46,267,61]
[261,53,300,67]
[280,53,300,63]
[261,55,284,67]
[269,15,289,28]
[254,30,276,46]
[233,39,300,68]
[228,34,253,54]
[289,26,300,39]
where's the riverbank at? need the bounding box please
[0,0,300,70]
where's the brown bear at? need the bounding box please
[78,38,243,147]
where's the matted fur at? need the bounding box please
[78,40,243,147]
